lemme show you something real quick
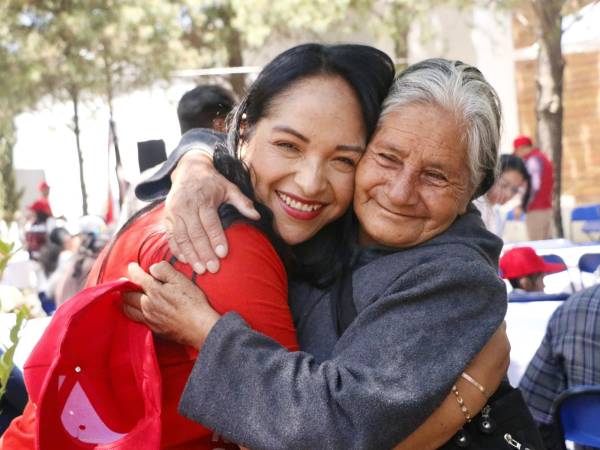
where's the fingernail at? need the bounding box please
[193,263,205,274]
[178,254,187,264]
[215,244,227,258]
[206,260,219,273]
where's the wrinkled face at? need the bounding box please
[241,75,366,245]
[354,103,474,248]
[487,169,525,205]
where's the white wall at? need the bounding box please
[408,5,520,155]
[14,80,195,221]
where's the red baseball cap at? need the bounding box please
[38,181,50,192]
[28,199,52,216]
[513,135,532,150]
[24,280,161,449]
[500,247,566,279]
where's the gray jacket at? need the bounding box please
[137,130,507,450]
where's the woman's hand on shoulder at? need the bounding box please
[123,261,220,350]
[165,150,259,275]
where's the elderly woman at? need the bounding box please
[127,59,538,449]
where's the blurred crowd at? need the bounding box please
[6,84,236,317]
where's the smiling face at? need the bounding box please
[240,75,366,245]
[487,169,525,205]
[354,103,475,248]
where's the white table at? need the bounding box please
[503,240,600,385]
[505,300,563,386]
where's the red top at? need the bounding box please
[2,203,298,450]
[523,148,553,211]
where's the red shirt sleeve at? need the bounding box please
[0,399,36,449]
[139,222,298,352]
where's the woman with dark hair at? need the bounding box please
[476,154,531,237]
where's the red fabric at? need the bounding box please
[513,135,532,150]
[28,198,52,216]
[523,148,553,211]
[0,402,36,449]
[104,186,115,225]
[500,246,565,279]
[3,203,297,450]
[29,280,161,449]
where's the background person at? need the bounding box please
[520,283,600,450]
[123,85,237,225]
[500,246,566,300]
[475,153,530,237]
[23,199,53,260]
[513,134,554,240]
[177,84,235,133]
[36,227,75,313]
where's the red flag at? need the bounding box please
[105,185,114,225]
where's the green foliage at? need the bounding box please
[0,238,17,279]
[0,238,26,404]
[0,305,28,403]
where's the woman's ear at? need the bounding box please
[239,117,248,139]
[519,276,533,291]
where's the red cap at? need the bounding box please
[24,280,161,449]
[28,199,52,216]
[38,181,50,192]
[513,135,532,150]
[500,247,566,279]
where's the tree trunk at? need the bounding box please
[102,49,125,208]
[102,51,122,168]
[221,6,246,97]
[389,3,411,71]
[70,88,88,215]
[532,0,565,237]
[0,119,23,223]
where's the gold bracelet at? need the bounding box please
[451,385,472,423]
[461,371,487,396]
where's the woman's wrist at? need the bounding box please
[191,306,221,350]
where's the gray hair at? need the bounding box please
[380,58,501,198]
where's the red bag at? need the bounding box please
[23,280,161,449]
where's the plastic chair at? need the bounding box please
[554,384,600,448]
[508,292,570,302]
[506,209,525,221]
[571,204,600,241]
[543,254,576,292]
[578,253,600,288]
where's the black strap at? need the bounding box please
[330,268,357,337]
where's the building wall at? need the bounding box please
[514,51,600,204]
[408,5,519,155]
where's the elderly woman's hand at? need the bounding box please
[165,150,260,274]
[122,261,220,350]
